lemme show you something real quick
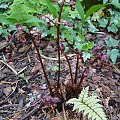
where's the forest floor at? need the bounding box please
[0,32,120,120]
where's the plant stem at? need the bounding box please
[56,0,64,88]
[64,53,74,84]
[31,38,53,96]
[74,49,79,84]
[77,68,88,90]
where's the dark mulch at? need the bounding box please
[0,32,120,120]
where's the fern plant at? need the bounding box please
[7,0,46,26]
[67,87,107,120]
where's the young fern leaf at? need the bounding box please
[67,87,107,120]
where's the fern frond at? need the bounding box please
[8,0,43,22]
[67,86,107,120]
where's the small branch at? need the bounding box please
[20,101,43,120]
[0,60,18,75]
[40,52,76,61]
[3,80,19,103]
[62,103,67,120]
[17,66,27,75]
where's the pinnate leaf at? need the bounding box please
[67,87,107,120]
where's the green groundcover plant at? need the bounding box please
[0,0,119,119]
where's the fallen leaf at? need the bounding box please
[92,75,101,82]
[103,97,110,108]
[3,86,12,96]
[31,63,41,73]
[18,88,25,94]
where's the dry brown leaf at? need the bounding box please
[18,88,25,94]
[31,63,41,73]
[102,97,110,108]
[3,86,12,96]
[92,75,101,82]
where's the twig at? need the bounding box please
[17,66,27,75]
[40,53,76,61]
[2,80,19,103]
[0,60,18,75]
[62,103,67,120]
[0,104,18,109]
[0,60,28,75]
[20,101,43,120]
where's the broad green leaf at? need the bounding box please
[24,17,42,23]
[23,16,46,27]
[108,49,120,64]
[0,3,8,9]
[110,2,120,9]
[87,41,95,49]
[110,0,119,2]
[75,0,85,22]
[69,11,79,19]
[61,8,69,20]
[78,33,85,41]
[7,25,16,32]
[0,14,13,24]
[44,0,58,18]
[88,24,98,33]
[0,26,3,35]
[98,18,108,28]
[103,0,108,3]
[76,42,82,51]
[82,52,91,62]
[106,50,111,56]
[107,24,118,33]
[82,42,94,52]
[110,17,119,26]
[105,37,119,47]
[82,43,89,51]
[84,4,106,23]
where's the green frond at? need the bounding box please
[67,86,107,120]
[8,0,44,23]
[78,86,89,100]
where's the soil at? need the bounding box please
[0,32,120,120]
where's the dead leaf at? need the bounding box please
[0,41,9,51]
[31,63,41,73]
[3,86,12,96]
[92,75,101,82]
[18,45,29,53]
[102,97,110,108]
[18,88,25,94]
[115,88,120,96]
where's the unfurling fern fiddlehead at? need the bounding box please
[67,86,107,120]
